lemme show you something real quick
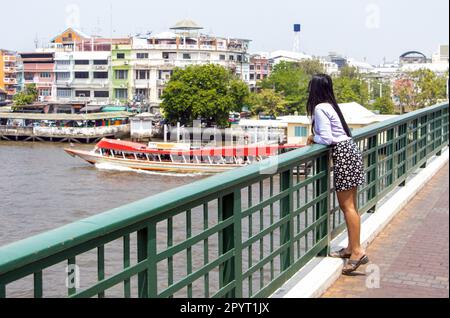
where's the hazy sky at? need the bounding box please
[1,0,448,64]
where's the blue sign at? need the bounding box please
[294,24,301,32]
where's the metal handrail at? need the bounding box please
[0,102,448,298]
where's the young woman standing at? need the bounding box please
[306,74,369,275]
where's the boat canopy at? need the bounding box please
[97,139,302,157]
[0,112,131,121]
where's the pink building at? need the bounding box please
[20,52,55,101]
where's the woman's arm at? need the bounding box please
[313,108,334,146]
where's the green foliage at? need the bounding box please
[259,61,314,114]
[297,59,325,77]
[339,65,360,79]
[333,75,369,107]
[393,69,448,113]
[248,89,287,117]
[410,69,448,108]
[372,94,395,114]
[161,64,249,127]
[13,84,38,107]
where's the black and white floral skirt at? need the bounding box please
[332,139,365,192]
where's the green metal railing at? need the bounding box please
[0,103,448,298]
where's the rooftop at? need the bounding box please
[170,19,204,31]
[0,112,132,121]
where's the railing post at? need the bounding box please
[220,191,240,298]
[315,153,330,256]
[280,169,293,270]
[398,123,408,187]
[137,227,148,298]
[367,135,378,212]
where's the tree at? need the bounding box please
[333,76,369,107]
[393,78,414,114]
[410,69,448,109]
[260,61,310,114]
[248,89,287,117]
[13,84,38,107]
[297,59,325,77]
[372,95,395,114]
[161,64,249,127]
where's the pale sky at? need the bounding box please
[1,0,448,64]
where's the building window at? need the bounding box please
[56,72,70,80]
[39,88,51,96]
[93,72,108,79]
[256,65,261,70]
[162,52,170,59]
[237,55,242,62]
[249,74,255,80]
[135,89,149,99]
[115,70,128,80]
[40,72,51,78]
[219,55,226,61]
[74,60,90,65]
[183,53,191,60]
[75,72,89,79]
[294,126,308,137]
[136,53,149,59]
[94,91,109,98]
[135,70,150,80]
[158,89,164,99]
[115,89,128,99]
[229,55,235,61]
[93,60,108,65]
[57,88,72,98]
[116,53,125,59]
[75,90,91,97]
[256,74,261,80]
[250,65,255,70]
[56,60,71,65]
[24,73,34,81]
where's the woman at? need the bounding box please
[306,74,369,275]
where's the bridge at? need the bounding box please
[0,102,448,298]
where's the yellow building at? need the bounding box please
[0,50,18,98]
[280,102,398,145]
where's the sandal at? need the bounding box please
[330,248,352,259]
[342,255,370,275]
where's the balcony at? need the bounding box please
[3,67,17,73]
[3,56,16,63]
[3,78,17,85]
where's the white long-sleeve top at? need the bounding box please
[313,103,352,146]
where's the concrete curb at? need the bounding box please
[271,148,449,298]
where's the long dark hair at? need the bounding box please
[306,74,352,137]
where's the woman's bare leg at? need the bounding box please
[337,187,365,260]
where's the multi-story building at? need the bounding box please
[54,51,112,104]
[0,50,18,98]
[112,43,133,104]
[249,54,271,91]
[20,52,55,101]
[124,19,251,107]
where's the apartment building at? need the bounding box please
[124,19,251,106]
[54,51,112,103]
[249,54,271,90]
[0,50,18,98]
[20,52,55,101]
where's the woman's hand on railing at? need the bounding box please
[307,135,315,146]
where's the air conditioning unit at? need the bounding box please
[124,61,129,65]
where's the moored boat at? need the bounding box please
[65,139,304,174]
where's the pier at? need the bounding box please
[0,103,448,298]
[0,112,131,143]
